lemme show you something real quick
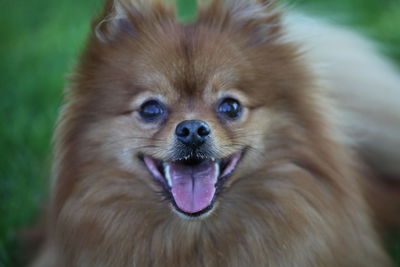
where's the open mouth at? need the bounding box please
[142,151,243,217]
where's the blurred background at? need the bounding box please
[0,0,399,266]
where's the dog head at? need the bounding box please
[57,0,312,218]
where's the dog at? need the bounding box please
[32,0,400,266]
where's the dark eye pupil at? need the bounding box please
[140,100,165,122]
[218,98,241,119]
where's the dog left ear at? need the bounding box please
[199,0,283,45]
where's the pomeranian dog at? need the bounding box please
[32,0,400,266]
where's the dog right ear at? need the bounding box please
[94,0,176,43]
[94,0,136,42]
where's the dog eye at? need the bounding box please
[139,100,166,122]
[217,98,242,120]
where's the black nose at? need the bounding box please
[175,120,211,148]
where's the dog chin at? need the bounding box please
[170,201,219,220]
[141,150,244,217]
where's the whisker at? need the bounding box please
[128,136,166,142]
[130,145,161,151]
[221,142,264,155]
[105,136,167,146]
[246,146,264,155]
[230,132,266,139]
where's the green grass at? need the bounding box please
[0,0,399,266]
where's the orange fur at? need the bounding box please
[32,0,395,266]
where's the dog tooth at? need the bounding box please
[214,162,220,180]
[164,163,172,187]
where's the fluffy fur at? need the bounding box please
[32,0,400,266]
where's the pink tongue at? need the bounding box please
[166,160,218,214]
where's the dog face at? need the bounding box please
[60,0,311,218]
